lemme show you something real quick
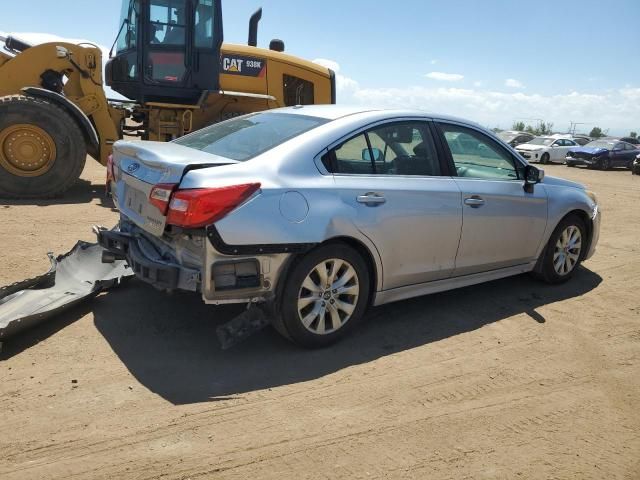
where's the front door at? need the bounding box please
[436,122,548,276]
[326,120,463,290]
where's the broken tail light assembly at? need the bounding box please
[149,182,261,228]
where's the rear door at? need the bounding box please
[435,121,548,276]
[327,120,463,290]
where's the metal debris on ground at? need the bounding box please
[0,241,133,340]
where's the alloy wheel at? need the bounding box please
[553,226,582,276]
[297,258,360,335]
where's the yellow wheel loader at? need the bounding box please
[0,0,335,198]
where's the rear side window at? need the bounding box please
[174,112,327,161]
[283,75,315,106]
[322,121,442,176]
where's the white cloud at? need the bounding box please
[425,71,464,82]
[313,58,360,96]
[505,78,525,89]
[473,81,483,88]
[430,59,438,65]
[3,32,124,99]
[316,60,639,133]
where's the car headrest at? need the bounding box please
[381,125,414,144]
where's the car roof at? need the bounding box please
[271,105,483,128]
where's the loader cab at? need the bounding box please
[106,0,223,104]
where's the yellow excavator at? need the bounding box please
[0,0,335,198]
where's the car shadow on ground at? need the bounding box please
[0,180,115,209]
[87,267,601,404]
[0,267,602,404]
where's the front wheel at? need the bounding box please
[600,157,611,170]
[0,95,86,198]
[275,243,371,348]
[533,215,586,284]
[540,153,550,164]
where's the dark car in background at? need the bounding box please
[497,130,535,147]
[619,136,640,146]
[572,136,592,146]
[566,139,639,170]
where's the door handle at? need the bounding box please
[357,193,386,206]
[464,196,485,207]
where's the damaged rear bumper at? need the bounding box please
[0,241,132,340]
[96,227,200,292]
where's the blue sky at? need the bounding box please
[3,0,640,134]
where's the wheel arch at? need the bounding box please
[21,87,99,158]
[537,208,594,273]
[275,235,382,310]
[323,235,380,305]
[564,209,594,260]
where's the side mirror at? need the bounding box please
[362,147,383,162]
[524,165,543,192]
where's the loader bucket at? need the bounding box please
[0,241,132,340]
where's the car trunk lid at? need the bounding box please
[112,141,237,236]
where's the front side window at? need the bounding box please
[323,122,441,176]
[174,112,328,161]
[438,123,520,180]
[150,0,187,45]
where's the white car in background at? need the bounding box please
[516,137,579,164]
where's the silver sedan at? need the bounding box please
[101,106,600,347]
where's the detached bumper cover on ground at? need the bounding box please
[0,241,132,339]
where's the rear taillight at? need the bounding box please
[149,183,178,214]
[166,183,261,228]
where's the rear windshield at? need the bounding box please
[173,112,328,161]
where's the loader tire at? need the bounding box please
[0,95,86,199]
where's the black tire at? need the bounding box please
[532,214,587,284]
[540,153,550,164]
[600,157,611,171]
[566,161,575,167]
[275,243,371,348]
[0,95,86,199]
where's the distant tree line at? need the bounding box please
[512,121,554,136]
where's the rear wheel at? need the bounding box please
[533,214,586,284]
[0,95,86,198]
[276,243,370,348]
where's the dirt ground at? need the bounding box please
[0,160,638,479]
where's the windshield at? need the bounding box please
[586,141,615,148]
[527,137,554,146]
[173,112,329,161]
